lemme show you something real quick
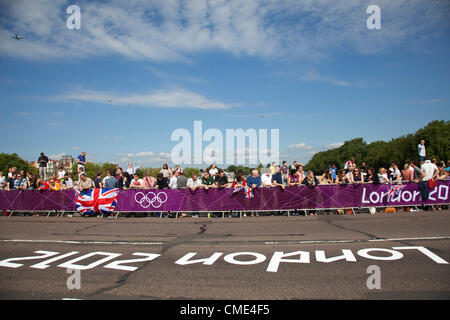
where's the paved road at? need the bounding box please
[0,211,449,300]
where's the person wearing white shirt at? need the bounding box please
[126,163,142,176]
[130,173,144,189]
[57,167,66,180]
[421,158,438,181]
[169,173,178,189]
[261,169,273,187]
[187,174,202,191]
[417,139,426,162]
[209,164,218,177]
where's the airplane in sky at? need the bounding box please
[10,34,23,41]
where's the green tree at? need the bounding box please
[0,153,29,174]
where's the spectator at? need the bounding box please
[269,161,277,175]
[296,164,306,183]
[187,174,202,191]
[77,152,87,172]
[417,139,426,162]
[57,166,66,182]
[365,168,380,184]
[288,169,301,186]
[281,161,289,185]
[201,171,215,190]
[421,157,438,182]
[231,171,246,188]
[126,162,142,176]
[104,170,118,189]
[247,169,262,189]
[169,171,178,189]
[436,165,447,180]
[208,163,219,177]
[174,165,182,175]
[302,170,319,187]
[37,177,50,191]
[329,163,337,181]
[0,171,5,189]
[410,160,425,183]
[116,168,124,189]
[38,152,49,180]
[177,170,188,188]
[159,164,171,180]
[401,164,414,182]
[64,174,74,190]
[155,173,169,189]
[360,162,368,175]
[319,168,334,184]
[49,178,61,191]
[446,160,450,172]
[14,173,28,190]
[352,168,364,184]
[114,164,120,177]
[78,172,93,191]
[271,166,285,189]
[122,172,131,189]
[261,168,273,187]
[344,157,356,172]
[143,172,156,189]
[94,171,103,188]
[130,173,144,189]
[28,174,39,190]
[389,162,401,182]
[215,170,229,188]
[6,172,17,190]
[378,168,389,184]
[336,169,350,184]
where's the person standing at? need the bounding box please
[77,152,87,172]
[418,139,426,162]
[38,152,49,180]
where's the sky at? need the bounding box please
[0,0,449,169]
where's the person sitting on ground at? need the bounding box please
[271,166,285,190]
[319,168,334,184]
[378,168,389,184]
[187,174,202,191]
[365,168,380,184]
[336,169,350,184]
[302,170,319,187]
[215,170,229,188]
[200,171,215,190]
[247,169,262,189]
[155,172,169,189]
[288,169,301,186]
[261,168,273,187]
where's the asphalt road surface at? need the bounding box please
[0,210,449,300]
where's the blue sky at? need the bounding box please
[0,0,449,168]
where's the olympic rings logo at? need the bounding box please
[134,191,168,209]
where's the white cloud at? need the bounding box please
[0,1,447,62]
[323,142,344,149]
[288,143,313,151]
[52,88,237,110]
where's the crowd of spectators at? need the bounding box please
[0,145,449,194]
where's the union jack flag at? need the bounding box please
[232,186,254,199]
[388,184,405,198]
[75,188,120,215]
[244,186,254,199]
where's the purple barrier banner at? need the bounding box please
[0,180,449,212]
